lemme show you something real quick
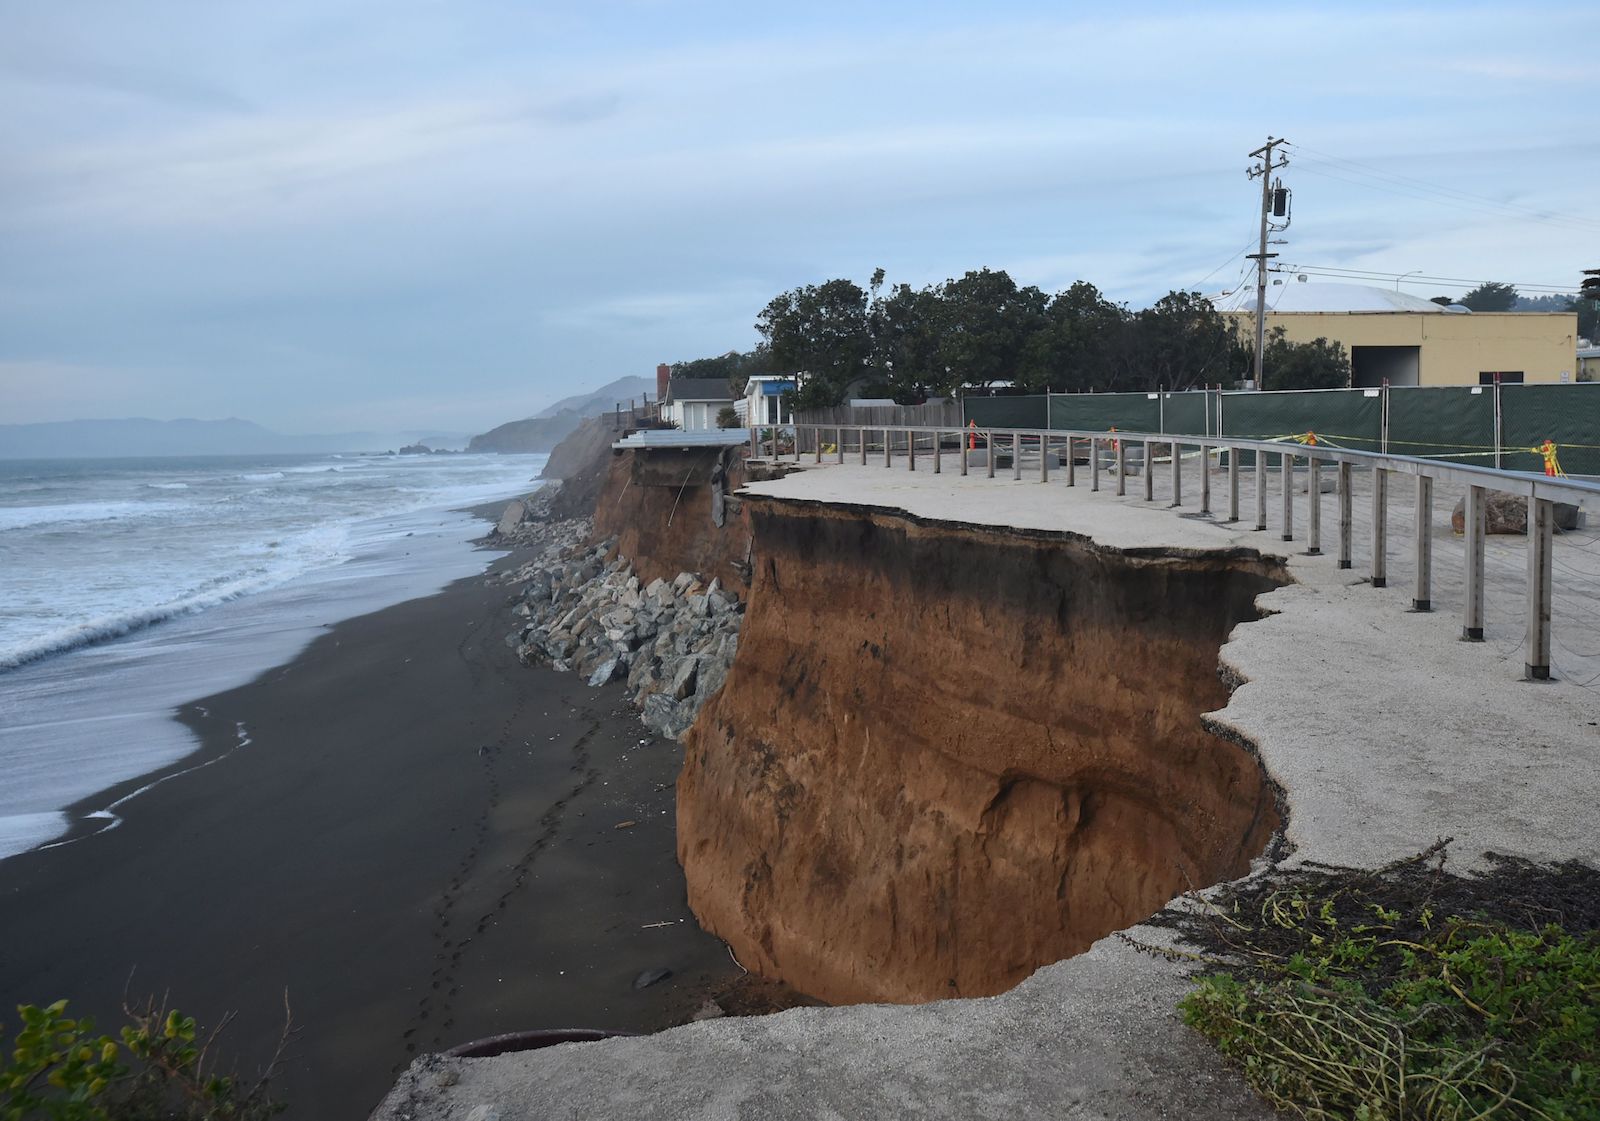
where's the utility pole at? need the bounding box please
[1246,136,1290,389]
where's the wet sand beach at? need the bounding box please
[0,529,748,1119]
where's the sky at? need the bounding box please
[2,1,1596,435]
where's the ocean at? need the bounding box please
[0,451,545,862]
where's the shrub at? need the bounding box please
[2,998,288,1121]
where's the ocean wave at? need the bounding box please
[0,528,352,671]
[146,482,190,489]
[0,500,187,531]
[239,471,285,482]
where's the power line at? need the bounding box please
[1284,142,1600,235]
[1273,263,1579,294]
[1288,158,1600,238]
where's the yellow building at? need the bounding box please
[1220,281,1577,387]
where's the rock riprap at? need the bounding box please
[497,499,743,740]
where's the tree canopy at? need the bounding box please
[738,268,1253,407]
[1460,281,1518,312]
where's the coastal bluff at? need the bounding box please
[677,500,1286,1003]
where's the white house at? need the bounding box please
[661,377,737,431]
[733,375,797,427]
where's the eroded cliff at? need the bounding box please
[677,499,1287,1005]
[592,447,753,596]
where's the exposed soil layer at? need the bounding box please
[592,447,753,597]
[677,498,1289,1005]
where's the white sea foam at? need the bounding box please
[0,500,185,530]
[0,451,546,862]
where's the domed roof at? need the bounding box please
[1211,280,1453,314]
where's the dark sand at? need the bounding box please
[0,526,763,1119]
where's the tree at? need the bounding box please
[934,268,1048,392]
[869,280,945,402]
[669,348,773,397]
[755,280,871,407]
[1015,281,1127,392]
[1460,282,1517,312]
[1258,329,1350,391]
[1115,290,1236,391]
[715,406,740,429]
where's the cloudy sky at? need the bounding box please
[2,1,1595,434]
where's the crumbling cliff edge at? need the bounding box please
[678,498,1286,1003]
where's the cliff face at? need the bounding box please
[592,447,753,597]
[677,500,1287,1005]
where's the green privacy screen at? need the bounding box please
[1221,389,1384,452]
[1500,384,1600,476]
[1047,392,1158,432]
[962,395,1048,429]
[1386,386,1495,465]
[959,385,1597,475]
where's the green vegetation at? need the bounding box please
[671,266,1364,408]
[2,999,286,1120]
[1154,845,1600,1120]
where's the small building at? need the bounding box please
[1216,280,1577,387]
[734,375,797,427]
[1579,345,1599,382]
[661,377,737,431]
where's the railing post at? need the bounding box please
[1039,433,1049,482]
[933,430,942,474]
[1306,456,1322,555]
[1200,443,1211,515]
[1011,432,1021,481]
[883,428,891,468]
[1254,450,1267,531]
[987,432,996,479]
[1227,448,1240,522]
[770,426,778,460]
[909,428,916,472]
[1116,438,1127,497]
[836,427,844,465]
[1170,439,1182,507]
[814,426,822,464]
[1463,485,1486,640]
[795,426,803,463]
[859,427,867,466]
[1091,438,1101,491]
[1066,436,1076,487]
[750,426,758,459]
[1338,462,1353,568]
[1280,452,1293,541]
[1143,441,1155,502]
[961,431,969,476]
[1371,467,1388,588]
[1413,476,1432,610]
[1526,497,1553,680]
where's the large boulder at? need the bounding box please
[1450,494,1581,535]
[495,499,526,537]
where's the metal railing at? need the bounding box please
[751,423,1600,682]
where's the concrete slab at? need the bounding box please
[372,448,1600,1121]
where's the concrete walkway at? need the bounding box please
[372,451,1600,1121]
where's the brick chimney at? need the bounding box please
[656,363,671,400]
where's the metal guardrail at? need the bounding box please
[750,423,1600,682]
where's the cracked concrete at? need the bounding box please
[371,450,1600,1121]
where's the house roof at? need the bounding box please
[665,377,735,403]
[1211,281,1452,315]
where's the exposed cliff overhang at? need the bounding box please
[677,497,1289,1004]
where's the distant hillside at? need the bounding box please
[0,417,390,459]
[467,412,585,454]
[467,376,654,454]
[535,376,653,420]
